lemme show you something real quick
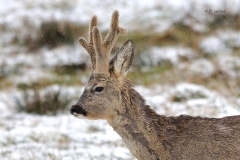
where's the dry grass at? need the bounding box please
[160,65,240,98]
[16,88,72,115]
[8,19,87,51]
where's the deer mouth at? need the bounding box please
[70,104,87,117]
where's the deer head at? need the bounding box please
[70,11,134,120]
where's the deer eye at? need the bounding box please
[94,87,104,92]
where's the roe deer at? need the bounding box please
[70,10,240,160]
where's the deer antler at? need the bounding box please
[79,10,127,75]
[79,16,98,70]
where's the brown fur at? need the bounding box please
[109,82,240,159]
[71,10,240,160]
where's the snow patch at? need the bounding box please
[141,46,195,66]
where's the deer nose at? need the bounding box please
[70,104,87,116]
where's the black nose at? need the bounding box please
[70,104,87,116]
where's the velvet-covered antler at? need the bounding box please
[79,10,127,76]
[79,15,98,70]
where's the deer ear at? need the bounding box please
[110,40,134,76]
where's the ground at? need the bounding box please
[0,0,240,159]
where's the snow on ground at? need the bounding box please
[2,0,238,33]
[199,36,232,55]
[0,86,134,160]
[1,0,240,74]
[199,30,240,56]
[1,0,239,43]
[1,0,240,159]
[141,46,195,66]
[1,83,240,160]
[216,54,240,78]
[0,113,132,160]
[181,59,216,78]
[135,83,240,118]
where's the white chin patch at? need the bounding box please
[73,112,87,119]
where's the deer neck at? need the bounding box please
[107,83,170,160]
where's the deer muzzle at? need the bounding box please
[70,104,87,116]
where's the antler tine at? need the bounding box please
[88,16,98,45]
[92,10,127,75]
[104,10,128,51]
[79,16,98,70]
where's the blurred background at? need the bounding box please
[0,0,240,159]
